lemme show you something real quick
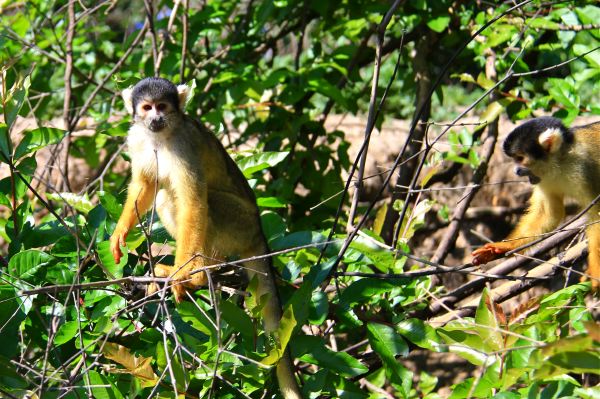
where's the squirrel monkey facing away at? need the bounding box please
[109,78,302,398]
[472,117,600,290]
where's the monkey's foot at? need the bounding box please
[148,263,208,302]
[471,242,512,265]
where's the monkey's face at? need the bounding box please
[509,153,542,185]
[503,117,572,186]
[135,98,178,132]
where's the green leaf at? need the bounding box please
[14,127,67,160]
[295,335,368,378]
[308,78,347,107]
[474,289,504,352]
[427,15,450,32]
[285,282,311,327]
[305,258,335,289]
[88,370,124,399]
[256,196,287,208]
[0,286,27,358]
[349,237,396,272]
[8,249,55,282]
[156,341,186,391]
[96,241,124,279]
[308,290,328,325]
[4,72,31,130]
[177,301,216,337]
[270,230,327,251]
[0,124,10,161]
[396,319,443,352]
[338,278,406,309]
[547,78,578,110]
[575,5,600,25]
[438,323,497,366]
[278,305,297,352]
[479,101,504,125]
[261,211,286,242]
[46,192,94,214]
[0,355,28,389]
[367,323,411,393]
[545,351,600,375]
[235,151,289,177]
[220,299,254,339]
[528,17,561,30]
[98,191,124,220]
[21,220,69,249]
[54,321,81,346]
[263,305,298,365]
[573,43,600,69]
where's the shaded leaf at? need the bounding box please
[221,299,254,339]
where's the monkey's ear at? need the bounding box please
[122,87,134,115]
[177,82,195,112]
[538,127,563,153]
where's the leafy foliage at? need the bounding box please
[1,1,599,398]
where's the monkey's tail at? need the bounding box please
[247,254,303,399]
[276,351,303,399]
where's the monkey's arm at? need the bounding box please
[585,222,600,290]
[110,174,156,264]
[472,187,564,265]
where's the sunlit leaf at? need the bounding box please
[46,192,94,214]
[88,370,124,399]
[235,151,289,177]
[427,16,450,32]
[8,249,55,282]
[13,127,67,160]
[103,342,158,387]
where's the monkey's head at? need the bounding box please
[502,117,573,185]
[122,77,191,133]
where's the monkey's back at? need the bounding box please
[568,122,600,199]
[183,117,269,257]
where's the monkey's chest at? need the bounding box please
[134,145,180,184]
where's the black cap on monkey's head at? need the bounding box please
[130,77,180,116]
[503,117,573,160]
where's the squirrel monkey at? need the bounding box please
[472,117,600,290]
[109,77,302,398]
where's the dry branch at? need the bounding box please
[421,219,585,318]
[430,240,588,326]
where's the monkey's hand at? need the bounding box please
[109,226,129,264]
[150,262,208,302]
[471,242,513,265]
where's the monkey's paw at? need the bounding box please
[471,242,512,265]
[109,227,129,264]
[149,263,208,302]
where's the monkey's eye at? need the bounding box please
[156,103,167,112]
[514,155,524,163]
[142,104,152,111]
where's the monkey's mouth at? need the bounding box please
[148,119,166,132]
[515,166,541,185]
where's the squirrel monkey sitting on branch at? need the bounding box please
[109,77,302,399]
[472,117,600,290]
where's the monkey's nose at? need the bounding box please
[149,119,166,132]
